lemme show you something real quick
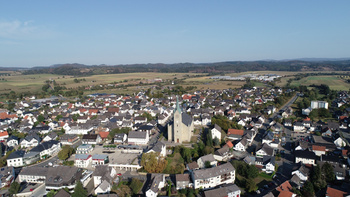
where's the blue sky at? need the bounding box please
[1,1,349,67]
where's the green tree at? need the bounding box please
[9,182,21,195]
[46,190,57,197]
[58,145,74,160]
[181,147,192,163]
[129,178,143,194]
[213,137,220,146]
[322,162,335,183]
[302,181,314,197]
[72,180,87,197]
[245,178,257,193]
[246,165,259,179]
[37,114,45,123]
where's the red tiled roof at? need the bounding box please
[326,186,347,197]
[226,141,233,148]
[276,181,293,194]
[0,131,9,137]
[227,129,244,136]
[312,145,326,151]
[0,112,17,119]
[99,131,109,139]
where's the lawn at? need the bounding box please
[290,75,349,91]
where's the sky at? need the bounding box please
[0,1,350,67]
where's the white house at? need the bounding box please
[191,162,235,189]
[203,184,241,197]
[256,143,274,158]
[146,141,166,157]
[128,131,149,145]
[295,150,316,165]
[7,150,25,167]
[334,136,347,148]
[197,154,217,169]
[146,174,166,197]
[211,124,222,141]
[75,154,92,168]
[291,164,310,182]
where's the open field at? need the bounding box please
[0,72,206,94]
[289,75,349,91]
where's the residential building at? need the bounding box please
[204,184,241,197]
[146,174,165,197]
[93,165,116,195]
[176,174,191,190]
[74,154,92,168]
[295,150,316,165]
[197,154,217,169]
[0,166,15,188]
[191,162,235,189]
[211,124,222,141]
[92,154,109,167]
[76,144,93,154]
[82,134,102,145]
[128,131,149,145]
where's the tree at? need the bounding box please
[311,164,326,190]
[322,162,335,183]
[37,114,45,123]
[58,145,74,160]
[246,165,259,179]
[302,181,314,197]
[213,137,220,146]
[9,182,21,195]
[46,190,57,197]
[141,152,167,173]
[129,178,143,194]
[245,178,257,193]
[205,161,211,168]
[72,180,87,197]
[181,147,192,163]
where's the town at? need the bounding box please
[0,79,348,197]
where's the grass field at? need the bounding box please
[0,72,206,93]
[290,75,349,91]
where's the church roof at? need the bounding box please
[174,96,182,113]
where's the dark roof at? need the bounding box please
[176,174,190,182]
[182,113,193,126]
[7,150,25,159]
[193,163,235,180]
[294,150,316,160]
[128,131,147,139]
[30,140,60,153]
[82,134,99,140]
[54,189,71,197]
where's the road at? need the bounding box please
[270,94,298,120]
[34,139,82,167]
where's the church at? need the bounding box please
[167,97,194,143]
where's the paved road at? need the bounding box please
[270,94,298,120]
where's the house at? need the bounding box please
[19,166,82,192]
[214,145,232,161]
[128,131,149,145]
[204,184,241,197]
[6,136,18,147]
[92,154,109,167]
[0,131,9,141]
[191,162,235,189]
[211,124,222,141]
[295,150,316,165]
[325,186,348,197]
[311,145,326,156]
[176,174,191,190]
[258,156,275,174]
[43,132,58,142]
[293,122,305,132]
[294,141,309,151]
[93,165,116,195]
[0,166,15,188]
[20,133,41,148]
[82,134,102,145]
[233,137,248,152]
[60,134,79,145]
[197,154,217,169]
[45,166,82,192]
[275,181,296,197]
[76,144,93,154]
[98,131,109,141]
[146,174,165,197]
[291,163,310,182]
[114,133,127,144]
[243,155,256,165]
[284,119,292,127]
[75,154,92,168]
[334,136,347,148]
[256,143,274,158]
[186,162,199,172]
[146,141,166,157]
[29,140,61,159]
[226,129,244,140]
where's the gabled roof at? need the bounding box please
[326,186,347,197]
[227,129,244,136]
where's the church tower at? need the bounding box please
[173,96,182,143]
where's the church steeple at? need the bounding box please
[174,96,182,113]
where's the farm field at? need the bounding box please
[0,72,206,94]
[290,75,349,91]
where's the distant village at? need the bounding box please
[0,83,349,197]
